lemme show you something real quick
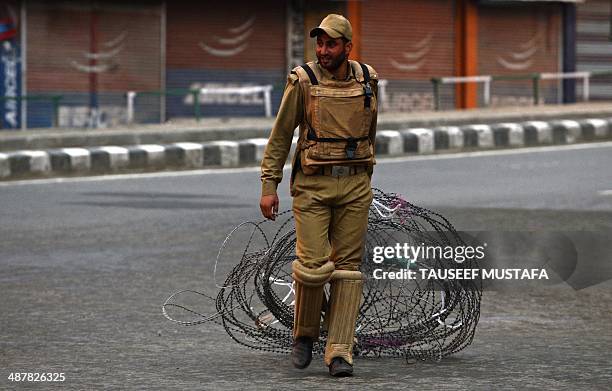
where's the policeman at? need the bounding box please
[259,14,378,377]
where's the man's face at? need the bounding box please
[315,32,352,71]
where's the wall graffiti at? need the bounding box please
[496,29,543,71]
[199,16,255,57]
[59,105,126,128]
[70,30,125,73]
[0,2,20,129]
[183,82,266,105]
[384,91,435,112]
[389,33,433,72]
[491,95,542,107]
[1,40,20,128]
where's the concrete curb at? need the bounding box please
[0,152,10,178]
[3,102,612,152]
[2,117,611,181]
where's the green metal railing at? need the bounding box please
[3,71,611,128]
[492,73,541,106]
[431,70,612,111]
[126,83,284,124]
[128,89,202,122]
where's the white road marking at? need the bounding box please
[0,166,264,187]
[376,141,612,164]
[1,141,612,187]
[598,190,612,197]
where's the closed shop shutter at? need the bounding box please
[577,0,612,100]
[166,0,286,118]
[361,0,455,112]
[478,4,562,106]
[27,1,162,127]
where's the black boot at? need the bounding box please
[328,357,353,377]
[291,336,313,369]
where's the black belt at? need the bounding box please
[306,129,369,160]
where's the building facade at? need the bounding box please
[0,0,603,129]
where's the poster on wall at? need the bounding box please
[0,1,21,129]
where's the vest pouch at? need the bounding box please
[301,143,373,174]
[305,138,371,161]
[307,85,372,161]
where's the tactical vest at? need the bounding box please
[292,60,378,174]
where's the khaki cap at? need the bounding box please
[309,14,352,41]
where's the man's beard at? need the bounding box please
[318,50,347,72]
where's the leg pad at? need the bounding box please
[324,270,363,365]
[292,259,334,339]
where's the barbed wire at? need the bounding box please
[163,188,482,362]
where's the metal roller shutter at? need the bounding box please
[166,0,286,119]
[361,0,455,112]
[576,0,612,100]
[26,1,162,127]
[478,3,562,106]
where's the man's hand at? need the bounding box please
[260,194,279,220]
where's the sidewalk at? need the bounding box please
[0,103,611,181]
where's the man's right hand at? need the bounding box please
[260,194,279,220]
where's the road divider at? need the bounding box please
[1,117,611,181]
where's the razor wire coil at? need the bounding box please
[163,189,482,361]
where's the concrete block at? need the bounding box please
[168,142,204,168]
[165,145,186,167]
[492,123,524,147]
[208,141,239,167]
[433,127,463,150]
[399,131,418,153]
[27,151,51,173]
[8,150,51,175]
[442,126,463,149]
[461,124,493,148]
[376,130,403,156]
[49,149,90,172]
[49,150,72,172]
[0,152,9,178]
[8,153,30,175]
[128,144,166,168]
[522,121,552,145]
[89,146,130,171]
[202,143,221,166]
[579,119,608,140]
[432,128,450,150]
[138,144,166,165]
[243,138,268,163]
[403,128,434,154]
[238,141,256,165]
[551,120,581,144]
[606,118,612,137]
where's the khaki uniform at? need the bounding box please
[261,60,378,198]
[261,60,378,366]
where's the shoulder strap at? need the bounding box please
[357,62,373,108]
[358,62,370,83]
[300,64,318,85]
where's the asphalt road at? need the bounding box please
[1,143,611,390]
